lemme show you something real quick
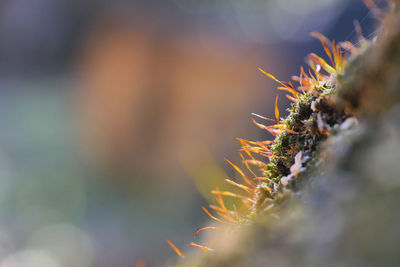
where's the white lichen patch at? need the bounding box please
[311,101,318,112]
[290,151,303,177]
[340,117,358,131]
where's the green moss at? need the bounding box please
[254,82,348,210]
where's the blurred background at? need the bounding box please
[0,0,378,266]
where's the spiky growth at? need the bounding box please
[190,31,354,240]
[168,33,356,258]
[168,0,399,263]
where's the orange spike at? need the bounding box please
[300,66,306,83]
[291,75,300,82]
[309,53,336,74]
[240,147,262,153]
[340,41,356,53]
[254,177,276,183]
[211,190,249,200]
[286,94,297,102]
[266,124,298,134]
[310,31,335,67]
[212,191,237,221]
[259,152,274,158]
[310,31,333,48]
[277,87,299,98]
[300,67,314,87]
[167,240,186,260]
[259,140,273,145]
[215,211,239,223]
[225,158,245,177]
[252,119,275,132]
[275,95,280,123]
[238,143,256,156]
[214,188,226,205]
[214,188,228,211]
[240,153,258,181]
[247,150,266,164]
[252,119,271,131]
[258,68,289,89]
[190,242,215,252]
[240,145,261,151]
[282,81,294,88]
[241,147,267,155]
[336,44,343,71]
[243,159,267,167]
[308,68,319,84]
[194,227,222,237]
[209,204,227,213]
[202,207,235,225]
[210,203,239,221]
[225,159,256,187]
[309,60,323,80]
[251,113,276,122]
[267,128,280,136]
[330,40,341,72]
[224,179,253,194]
[237,138,267,146]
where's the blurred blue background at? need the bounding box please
[0,0,377,266]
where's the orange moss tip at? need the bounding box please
[190,242,216,252]
[259,68,300,99]
[210,190,249,201]
[216,211,239,223]
[277,87,299,99]
[252,119,297,135]
[309,53,336,74]
[275,95,280,123]
[215,194,229,212]
[251,119,274,131]
[225,158,245,176]
[308,32,347,73]
[243,159,267,167]
[269,124,298,134]
[286,94,298,102]
[250,113,276,122]
[194,227,222,237]
[214,188,228,208]
[209,204,227,214]
[340,41,357,53]
[310,31,335,65]
[258,68,282,84]
[224,179,253,194]
[209,205,239,222]
[167,240,186,260]
[240,146,263,153]
[237,137,272,146]
[225,158,257,187]
[202,207,236,225]
[239,152,259,182]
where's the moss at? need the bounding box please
[259,84,345,194]
[170,2,400,265]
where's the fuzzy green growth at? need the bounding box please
[262,86,345,185]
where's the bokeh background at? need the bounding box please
[0,0,377,266]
